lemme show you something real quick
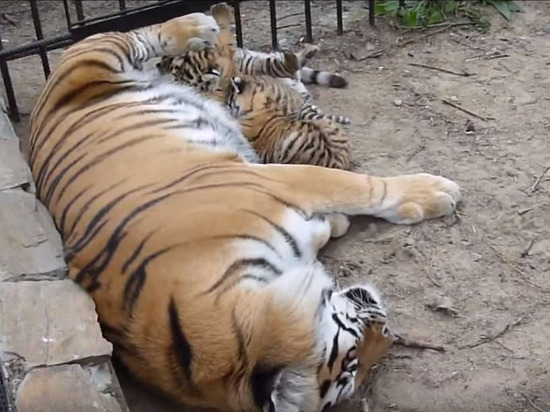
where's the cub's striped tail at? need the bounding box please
[299,67,348,89]
[295,44,347,89]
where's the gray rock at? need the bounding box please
[0,190,66,281]
[0,280,112,369]
[15,363,127,412]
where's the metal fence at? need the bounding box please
[0,0,376,121]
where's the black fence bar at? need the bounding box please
[369,0,375,25]
[269,0,277,49]
[336,0,343,35]
[0,0,377,120]
[232,1,243,48]
[62,0,73,30]
[0,32,19,121]
[304,0,313,43]
[74,0,85,22]
[29,0,51,79]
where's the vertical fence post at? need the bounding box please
[336,0,343,35]
[232,1,243,47]
[269,0,277,49]
[369,0,375,25]
[29,0,51,79]
[74,0,85,22]
[304,0,313,43]
[62,0,73,30]
[0,33,19,121]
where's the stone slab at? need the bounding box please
[0,139,30,191]
[0,99,18,142]
[15,362,127,412]
[0,280,112,369]
[0,190,66,281]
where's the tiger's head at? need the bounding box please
[316,284,392,411]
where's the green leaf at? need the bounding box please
[406,9,418,26]
[444,1,457,14]
[428,9,444,25]
[489,0,512,21]
[508,1,524,13]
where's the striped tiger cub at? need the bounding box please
[158,3,351,169]
[28,3,461,411]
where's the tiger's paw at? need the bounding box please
[161,13,220,55]
[379,173,460,224]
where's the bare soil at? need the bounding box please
[2,1,549,411]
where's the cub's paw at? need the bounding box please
[381,173,460,224]
[282,52,301,74]
[297,44,321,63]
[161,13,220,54]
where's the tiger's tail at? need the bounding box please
[299,67,348,89]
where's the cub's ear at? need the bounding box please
[230,76,245,94]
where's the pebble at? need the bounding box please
[394,99,403,107]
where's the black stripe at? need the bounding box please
[123,247,171,312]
[251,363,283,410]
[327,328,340,371]
[65,184,151,262]
[64,179,126,238]
[121,231,156,273]
[47,134,160,207]
[205,257,282,294]
[243,210,302,258]
[57,184,91,236]
[168,297,194,383]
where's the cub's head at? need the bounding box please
[227,76,276,118]
[317,284,392,411]
[157,47,224,94]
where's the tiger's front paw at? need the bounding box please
[161,13,220,55]
[380,173,461,224]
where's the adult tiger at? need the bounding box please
[28,9,460,412]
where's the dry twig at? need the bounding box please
[442,98,494,121]
[408,62,473,77]
[521,239,535,258]
[528,166,550,195]
[393,333,446,352]
[488,243,549,292]
[361,398,370,412]
[521,393,549,412]
[458,314,529,349]
[398,22,474,47]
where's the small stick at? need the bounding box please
[361,398,370,412]
[442,98,493,122]
[488,243,548,292]
[458,314,529,349]
[408,62,473,77]
[521,393,549,412]
[398,23,472,47]
[529,166,550,194]
[521,239,535,258]
[393,333,446,352]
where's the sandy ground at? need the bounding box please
[1,1,549,411]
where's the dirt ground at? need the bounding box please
[2,1,550,411]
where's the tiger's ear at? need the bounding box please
[230,77,245,94]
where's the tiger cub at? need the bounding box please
[157,4,351,169]
[158,45,351,169]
